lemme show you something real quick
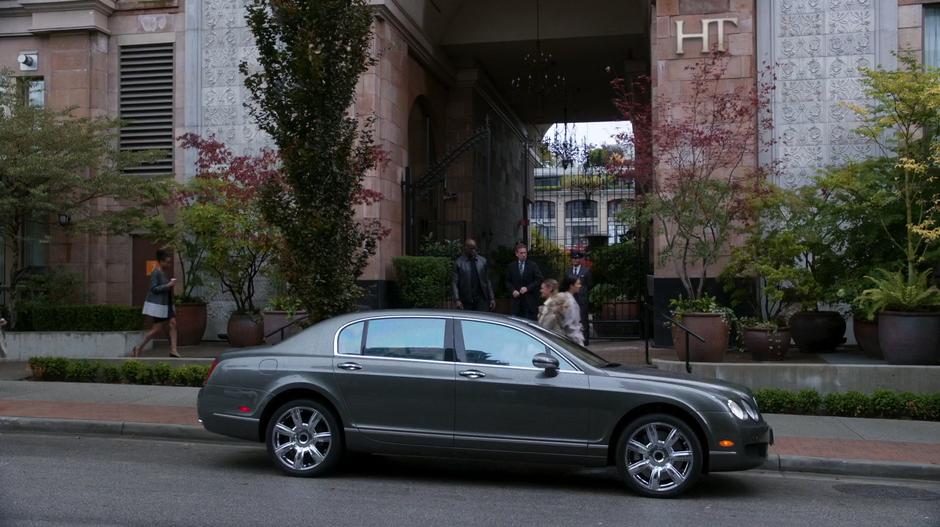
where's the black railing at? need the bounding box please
[642,302,704,374]
[263,314,310,343]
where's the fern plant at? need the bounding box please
[858,269,940,319]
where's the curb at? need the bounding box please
[0,415,232,443]
[761,453,940,482]
[3,415,938,481]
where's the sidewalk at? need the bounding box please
[0,379,937,481]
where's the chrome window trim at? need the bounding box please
[454,316,583,374]
[332,314,584,373]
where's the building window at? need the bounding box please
[18,77,44,108]
[23,216,49,270]
[607,199,630,245]
[565,199,597,220]
[530,201,555,220]
[927,5,940,68]
[119,42,175,176]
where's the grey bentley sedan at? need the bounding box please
[198,310,772,498]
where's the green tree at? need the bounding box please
[0,73,169,324]
[845,54,940,283]
[242,0,387,321]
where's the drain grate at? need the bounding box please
[833,483,940,501]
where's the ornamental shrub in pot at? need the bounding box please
[860,269,940,365]
[669,296,732,363]
[738,319,790,361]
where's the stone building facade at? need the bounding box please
[1,0,938,340]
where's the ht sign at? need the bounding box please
[675,18,738,55]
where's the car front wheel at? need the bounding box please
[615,413,702,498]
[265,399,342,477]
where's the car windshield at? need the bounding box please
[517,320,613,368]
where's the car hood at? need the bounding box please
[601,365,754,401]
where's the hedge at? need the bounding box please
[755,388,940,422]
[393,256,451,308]
[27,357,208,387]
[16,305,144,332]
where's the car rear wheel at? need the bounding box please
[615,413,702,498]
[265,399,342,477]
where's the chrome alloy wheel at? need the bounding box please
[624,422,694,492]
[271,406,333,472]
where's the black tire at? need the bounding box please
[265,399,343,477]
[615,413,703,498]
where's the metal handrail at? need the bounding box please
[263,314,310,342]
[642,302,705,374]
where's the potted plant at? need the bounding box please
[178,134,278,348]
[589,241,642,325]
[610,53,775,349]
[858,269,940,364]
[839,56,940,363]
[668,295,733,363]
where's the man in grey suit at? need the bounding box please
[566,251,592,345]
[452,238,495,311]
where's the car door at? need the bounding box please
[453,318,591,457]
[333,316,455,447]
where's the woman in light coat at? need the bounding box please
[133,249,181,358]
[538,277,585,345]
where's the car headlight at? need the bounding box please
[727,399,747,420]
[741,399,759,421]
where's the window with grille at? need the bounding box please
[119,42,174,176]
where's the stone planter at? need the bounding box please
[176,303,207,346]
[878,311,940,365]
[227,313,264,348]
[671,313,729,363]
[263,310,308,345]
[790,311,845,353]
[2,331,149,360]
[742,327,791,361]
[853,318,882,360]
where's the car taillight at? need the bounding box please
[205,358,220,386]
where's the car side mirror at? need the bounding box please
[532,353,559,374]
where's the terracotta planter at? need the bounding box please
[227,313,264,348]
[263,310,308,345]
[853,318,882,360]
[877,311,940,365]
[601,301,640,320]
[742,327,791,361]
[175,303,207,346]
[790,311,845,353]
[671,313,729,363]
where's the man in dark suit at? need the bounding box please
[505,242,543,320]
[566,250,592,345]
[452,238,495,311]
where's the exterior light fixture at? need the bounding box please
[57,213,71,227]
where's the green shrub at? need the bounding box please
[41,357,70,381]
[870,389,903,418]
[755,388,794,414]
[393,256,451,308]
[907,392,940,421]
[793,389,822,415]
[65,360,99,383]
[120,360,146,384]
[15,305,143,332]
[824,391,871,418]
[169,367,190,386]
[100,364,122,383]
[151,363,172,385]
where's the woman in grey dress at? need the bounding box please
[133,249,180,358]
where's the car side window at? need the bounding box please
[337,322,365,355]
[459,320,557,368]
[362,318,448,361]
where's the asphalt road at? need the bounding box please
[1,433,938,527]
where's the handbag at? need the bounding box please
[142,301,169,319]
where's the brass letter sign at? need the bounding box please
[675,18,739,55]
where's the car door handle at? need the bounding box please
[459,369,486,379]
[337,362,362,371]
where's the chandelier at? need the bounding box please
[510,0,566,106]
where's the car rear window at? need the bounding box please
[337,318,448,362]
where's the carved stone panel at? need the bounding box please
[770,0,886,188]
